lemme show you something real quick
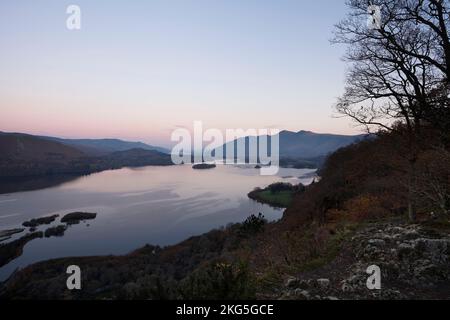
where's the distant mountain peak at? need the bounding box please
[217,129,369,161]
[279,130,297,136]
[37,135,170,155]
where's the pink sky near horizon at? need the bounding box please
[1,90,360,148]
[0,87,360,148]
[0,1,362,148]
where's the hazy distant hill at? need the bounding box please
[0,132,85,161]
[40,136,170,155]
[101,148,173,167]
[0,132,172,179]
[217,130,368,168]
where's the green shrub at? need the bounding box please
[268,182,294,193]
[178,260,256,300]
[239,213,267,235]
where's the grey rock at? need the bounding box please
[341,281,355,293]
[403,230,420,240]
[316,278,330,289]
[293,289,310,299]
[285,277,299,289]
[368,239,386,247]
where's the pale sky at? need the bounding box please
[0,0,358,148]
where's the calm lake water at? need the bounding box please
[0,165,315,281]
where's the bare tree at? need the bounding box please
[398,0,450,83]
[333,0,450,221]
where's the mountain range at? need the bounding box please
[39,136,170,155]
[0,129,368,180]
[216,130,368,168]
[276,130,367,158]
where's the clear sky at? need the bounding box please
[0,0,357,147]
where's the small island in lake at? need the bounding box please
[0,211,98,268]
[192,163,217,170]
[22,214,59,228]
[61,212,97,225]
[44,225,67,238]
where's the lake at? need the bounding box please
[0,165,316,281]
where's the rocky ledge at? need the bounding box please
[280,222,450,300]
[44,225,67,238]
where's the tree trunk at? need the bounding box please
[407,159,417,222]
[407,126,419,223]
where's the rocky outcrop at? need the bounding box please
[44,225,67,238]
[61,212,97,225]
[22,215,59,228]
[280,222,450,300]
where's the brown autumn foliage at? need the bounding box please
[327,194,389,223]
[283,124,449,228]
[248,124,450,277]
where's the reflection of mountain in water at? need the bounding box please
[0,175,80,195]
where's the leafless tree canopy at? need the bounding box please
[333,0,450,133]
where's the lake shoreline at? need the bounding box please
[0,163,316,195]
[0,209,277,299]
[247,183,306,208]
[0,165,314,282]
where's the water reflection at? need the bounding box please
[0,175,81,195]
[0,165,316,281]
